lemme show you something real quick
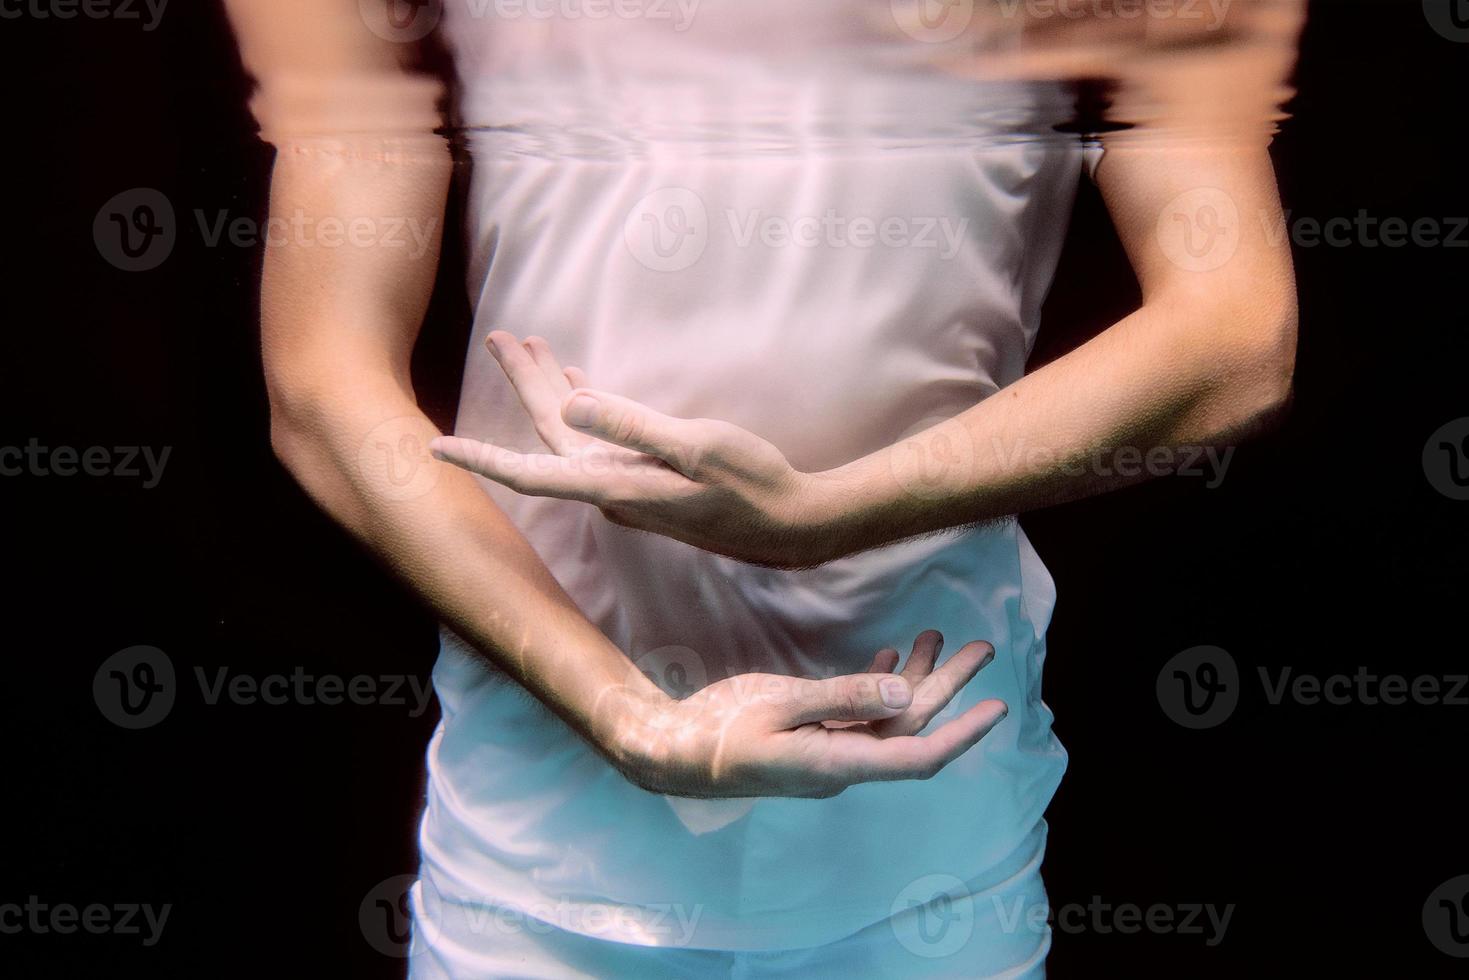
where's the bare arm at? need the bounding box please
[433,141,1296,567]
[223,0,1007,797]
[801,140,1298,553]
[224,0,660,758]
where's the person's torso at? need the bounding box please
[418,2,1077,952]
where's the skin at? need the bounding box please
[225,0,1010,800]
[432,2,1305,566]
[226,1,1296,799]
[434,141,1297,569]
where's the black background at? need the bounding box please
[5,1,1467,976]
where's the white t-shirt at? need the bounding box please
[416,0,1089,961]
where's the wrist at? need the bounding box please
[784,464,879,566]
[802,420,987,557]
[589,675,675,786]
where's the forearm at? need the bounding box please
[429,140,1295,574]
[249,98,658,768]
[806,288,1296,559]
[225,0,1009,802]
[269,375,658,763]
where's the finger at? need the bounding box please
[826,698,1009,785]
[776,673,914,727]
[899,630,944,684]
[564,365,590,389]
[487,331,578,453]
[562,389,707,474]
[429,436,602,503]
[522,335,572,398]
[887,640,996,737]
[865,648,900,674]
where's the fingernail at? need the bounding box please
[880,677,911,709]
[565,394,599,427]
[428,437,446,460]
[486,333,506,357]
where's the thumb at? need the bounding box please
[777,673,914,727]
[562,389,702,470]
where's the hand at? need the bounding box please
[605,631,1007,799]
[430,332,834,568]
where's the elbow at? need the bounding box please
[1205,281,1298,438]
[1160,280,1298,443]
[264,376,363,523]
[263,355,433,513]
[265,369,332,483]
[268,409,310,480]
[1245,284,1298,432]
